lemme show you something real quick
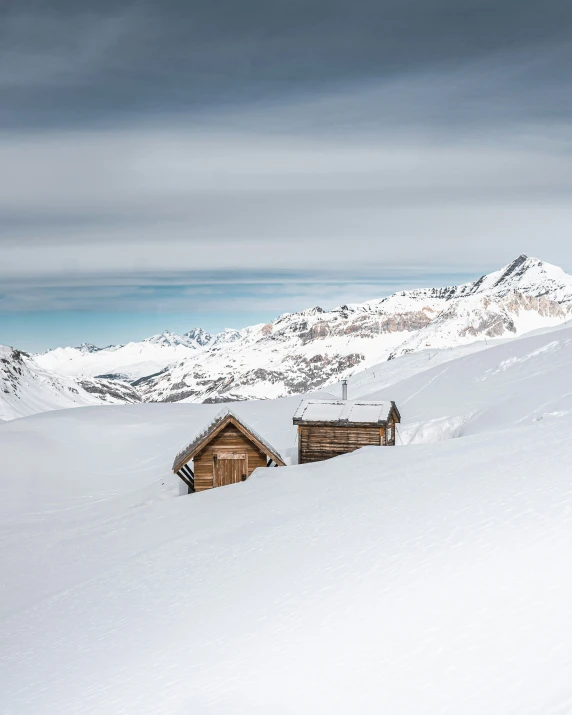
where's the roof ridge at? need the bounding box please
[293,398,397,425]
[173,408,284,471]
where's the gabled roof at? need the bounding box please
[293,399,400,426]
[173,409,285,472]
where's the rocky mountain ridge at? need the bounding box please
[134,256,572,402]
[4,255,572,417]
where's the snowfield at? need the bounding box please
[2,323,572,713]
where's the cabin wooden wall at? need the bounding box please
[298,424,385,464]
[193,424,268,492]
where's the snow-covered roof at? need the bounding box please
[173,409,284,471]
[293,399,398,425]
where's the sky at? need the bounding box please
[1,0,571,351]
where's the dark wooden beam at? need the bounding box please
[176,469,192,489]
[181,464,195,493]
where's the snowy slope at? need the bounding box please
[355,321,572,443]
[0,346,140,421]
[1,323,572,713]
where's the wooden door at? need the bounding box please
[214,452,247,487]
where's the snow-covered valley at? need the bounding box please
[2,320,572,713]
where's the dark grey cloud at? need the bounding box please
[1,0,571,129]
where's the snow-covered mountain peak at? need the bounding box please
[466,254,572,301]
[144,330,193,348]
[375,255,572,307]
[76,342,101,354]
[182,328,213,347]
[486,253,533,289]
[19,255,572,410]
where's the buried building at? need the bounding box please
[172,409,285,493]
[293,399,401,464]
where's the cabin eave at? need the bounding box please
[173,412,285,474]
[293,418,390,428]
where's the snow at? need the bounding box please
[2,323,572,713]
[294,399,394,423]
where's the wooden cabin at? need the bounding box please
[172,410,285,493]
[293,399,401,464]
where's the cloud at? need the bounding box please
[0,8,138,91]
[0,267,478,315]
[0,0,571,322]
[0,120,571,287]
[0,0,571,128]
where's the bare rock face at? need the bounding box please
[388,289,571,360]
[0,348,28,396]
[78,378,141,403]
[503,292,569,318]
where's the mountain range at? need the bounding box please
[2,254,572,419]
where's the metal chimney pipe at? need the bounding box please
[342,379,348,400]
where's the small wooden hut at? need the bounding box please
[293,399,401,464]
[172,410,285,493]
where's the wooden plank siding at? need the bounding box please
[298,424,385,464]
[193,424,268,492]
